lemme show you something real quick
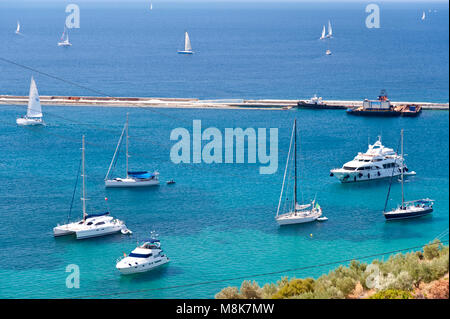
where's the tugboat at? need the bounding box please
[346,90,401,117]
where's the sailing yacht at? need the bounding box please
[15,21,21,35]
[330,136,415,183]
[105,114,159,188]
[326,49,332,55]
[53,136,131,239]
[275,120,323,226]
[116,238,170,275]
[326,20,333,38]
[177,31,194,54]
[383,130,434,220]
[58,27,72,47]
[16,77,44,126]
[150,1,153,10]
[421,11,426,20]
[319,25,326,40]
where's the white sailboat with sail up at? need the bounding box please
[15,21,21,35]
[54,136,131,239]
[383,130,434,221]
[319,25,326,40]
[178,31,194,54]
[105,114,160,188]
[326,20,333,38]
[275,120,323,226]
[16,77,44,126]
[421,11,426,21]
[150,1,153,10]
[58,26,72,47]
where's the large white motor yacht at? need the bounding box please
[330,137,415,183]
[116,239,170,275]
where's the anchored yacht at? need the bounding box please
[116,239,170,275]
[53,136,131,239]
[330,137,415,183]
[275,119,323,226]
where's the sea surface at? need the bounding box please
[0,1,448,299]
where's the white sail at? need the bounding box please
[16,21,20,34]
[150,2,153,10]
[185,32,192,52]
[27,77,42,118]
[421,11,426,20]
[327,20,333,37]
[320,25,325,39]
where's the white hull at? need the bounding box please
[58,42,72,47]
[276,208,322,226]
[331,168,415,183]
[105,178,159,188]
[76,225,123,239]
[117,257,169,275]
[16,117,43,126]
[177,50,193,54]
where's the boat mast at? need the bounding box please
[401,129,404,208]
[294,119,297,207]
[276,121,295,217]
[126,113,129,178]
[81,135,87,219]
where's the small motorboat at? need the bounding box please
[166,179,176,185]
[317,216,328,221]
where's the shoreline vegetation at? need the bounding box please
[215,240,449,299]
[1,95,449,110]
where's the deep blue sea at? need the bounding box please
[0,1,448,299]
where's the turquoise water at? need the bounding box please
[0,1,449,299]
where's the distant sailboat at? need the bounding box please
[421,11,426,20]
[15,21,21,35]
[177,31,194,54]
[150,1,153,10]
[326,49,332,55]
[16,77,44,126]
[58,26,72,47]
[319,25,326,40]
[326,20,333,38]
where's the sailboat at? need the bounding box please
[326,49,332,55]
[326,20,333,38]
[275,120,323,226]
[15,21,21,35]
[383,129,434,220]
[58,26,72,47]
[16,77,44,126]
[54,136,131,239]
[105,114,160,188]
[421,11,426,21]
[150,1,153,10]
[177,31,194,54]
[319,25,326,40]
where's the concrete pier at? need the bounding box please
[0,95,448,110]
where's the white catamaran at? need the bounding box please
[54,136,131,239]
[275,120,323,226]
[58,26,72,47]
[383,130,434,220]
[105,114,159,188]
[177,31,194,54]
[16,77,44,126]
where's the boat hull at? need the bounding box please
[346,108,401,117]
[16,117,44,126]
[105,178,159,188]
[296,102,343,110]
[330,168,414,183]
[117,257,170,275]
[384,207,433,220]
[276,209,322,226]
[75,225,123,239]
[177,51,193,54]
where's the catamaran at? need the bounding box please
[319,25,326,40]
[383,130,434,220]
[105,114,159,188]
[15,21,21,35]
[58,26,72,47]
[326,20,333,38]
[275,120,323,226]
[116,237,170,275]
[16,77,44,126]
[177,31,194,54]
[54,136,131,239]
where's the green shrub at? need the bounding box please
[271,278,315,299]
[370,289,413,299]
[423,239,442,260]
